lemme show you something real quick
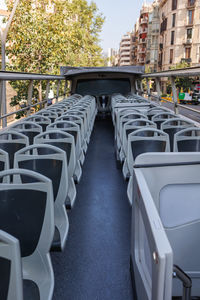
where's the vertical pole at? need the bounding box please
[135,79,139,95]
[146,77,151,100]
[155,77,161,105]
[64,80,68,99]
[27,80,34,116]
[0,0,20,127]
[45,80,50,107]
[170,76,179,114]
[1,41,6,127]
[140,79,144,96]
[56,80,61,103]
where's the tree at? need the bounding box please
[5,0,105,116]
[169,61,194,92]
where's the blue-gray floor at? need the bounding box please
[51,117,133,300]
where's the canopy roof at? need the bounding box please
[60,66,145,78]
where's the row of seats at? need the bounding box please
[112,93,200,300]
[111,93,198,205]
[0,93,97,299]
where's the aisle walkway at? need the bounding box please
[52,117,133,300]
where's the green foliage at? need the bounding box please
[5,0,105,116]
[169,62,193,91]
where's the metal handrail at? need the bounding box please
[0,71,65,80]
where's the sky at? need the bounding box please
[88,0,151,54]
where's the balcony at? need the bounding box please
[183,38,192,45]
[138,48,146,54]
[140,17,148,25]
[120,40,131,47]
[186,0,196,8]
[137,58,145,64]
[181,58,192,63]
[139,38,147,44]
[139,28,148,34]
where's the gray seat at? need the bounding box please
[126,128,170,205]
[0,230,23,300]
[147,106,168,120]
[25,115,51,132]
[0,131,29,169]
[47,120,84,181]
[0,149,9,182]
[11,121,42,145]
[34,130,76,207]
[57,114,87,153]
[0,168,55,300]
[117,112,148,155]
[121,119,157,177]
[14,144,69,251]
[36,110,58,123]
[152,112,176,129]
[47,107,64,117]
[120,118,157,162]
[68,109,89,144]
[132,153,200,299]
[161,118,194,151]
[174,127,200,152]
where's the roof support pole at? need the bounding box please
[139,79,144,96]
[155,78,161,105]
[56,80,61,103]
[27,80,34,115]
[135,79,139,95]
[64,80,68,98]
[45,80,50,107]
[146,78,151,100]
[170,76,179,114]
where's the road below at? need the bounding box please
[158,101,200,123]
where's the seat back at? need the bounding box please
[133,153,200,298]
[0,131,28,168]
[174,127,200,152]
[36,110,58,123]
[0,169,54,259]
[147,107,168,120]
[0,230,23,300]
[25,115,51,131]
[34,130,76,179]
[161,118,194,151]
[122,119,157,156]
[127,128,169,175]
[11,121,42,144]
[14,144,68,203]
[152,112,175,129]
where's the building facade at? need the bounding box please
[137,3,151,66]
[119,32,132,66]
[158,0,200,71]
[146,0,160,72]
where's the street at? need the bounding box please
[159,101,200,123]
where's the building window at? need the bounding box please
[185,47,191,59]
[188,0,195,6]
[170,49,173,64]
[171,31,175,45]
[187,28,192,39]
[188,10,194,25]
[172,0,177,10]
[172,14,176,27]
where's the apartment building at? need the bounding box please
[146,0,160,72]
[158,0,200,71]
[137,3,151,66]
[107,48,119,66]
[131,20,139,65]
[119,32,132,66]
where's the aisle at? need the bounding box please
[52,117,133,300]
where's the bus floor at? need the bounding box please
[52,116,133,300]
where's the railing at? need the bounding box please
[0,71,67,128]
[135,66,200,121]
